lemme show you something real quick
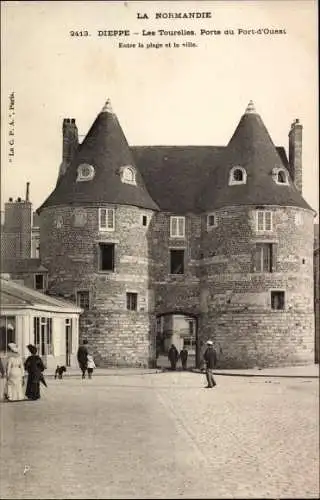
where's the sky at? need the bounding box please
[1,0,318,219]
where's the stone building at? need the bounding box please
[32,99,315,368]
[1,187,48,293]
[0,275,82,369]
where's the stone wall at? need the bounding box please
[152,206,314,367]
[40,204,155,367]
[40,203,315,368]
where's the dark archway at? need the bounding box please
[155,311,200,369]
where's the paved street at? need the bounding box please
[0,371,319,499]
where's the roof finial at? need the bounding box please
[101,99,113,114]
[245,100,257,114]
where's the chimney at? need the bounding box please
[288,118,303,194]
[62,117,79,164]
[26,182,30,202]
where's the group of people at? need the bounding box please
[167,344,189,371]
[2,339,217,398]
[2,343,47,402]
[77,339,96,379]
[168,340,217,388]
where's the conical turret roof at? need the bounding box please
[38,100,159,212]
[199,101,312,211]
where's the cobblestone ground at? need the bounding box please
[0,372,318,499]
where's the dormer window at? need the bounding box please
[120,165,136,185]
[272,167,289,185]
[76,163,95,182]
[229,166,247,185]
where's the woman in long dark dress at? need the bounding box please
[24,344,46,400]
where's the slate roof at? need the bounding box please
[38,101,159,213]
[132,146,225,213]
[199,102,312,212]
[38,100,313,214]
[0,277,82,311]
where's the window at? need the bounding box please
[170,249,185,274]
[170,216,185,238]
[183,336,196,354]
[0,316,16,354]
[33,317,53,356]
[35,274,45,290]
[188,320,195,335]
[76,290,90,309]
[99,208,115,231]
[120,165,136,185]
[55,216,63,229]
[271,291,285,310]
[99,243,115,271]
[76,163,95,182]
[126,292,138,311]
[142,215,148,227]
[229,166,247,185]
[207,213,217,229]
[272,168,289,185]
[253,243,275,272]
[256,211,272,231]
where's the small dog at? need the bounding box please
[54,365,67,379]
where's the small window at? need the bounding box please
[76,163,95,182]
[99,208,115,231]
[229,166,247,185]
[188,320,195,335]
[170,216,185,238]
[126,292,138,311]
[253,243,274,272]
[76,290,90,309]
[35,274,45,290]
[142,215,148,227]
[256,211,272,231]
[120,165,136,185]
[170,249,185,274]
[271,291,285,310]
[207,213,217,229]
[55,216,63,229]
[272,168,289,185]
[99,243,115,271]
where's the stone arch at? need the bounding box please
[155,310,201,368]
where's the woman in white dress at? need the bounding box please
[4,343,25,401]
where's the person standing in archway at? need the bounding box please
[180,347,188,370]
[168,344,179,370]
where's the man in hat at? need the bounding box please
[77,339,89,379]
[203,340,217,388]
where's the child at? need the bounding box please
[87,354,96,379]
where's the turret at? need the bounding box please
[38,100,158,367]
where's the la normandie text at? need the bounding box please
[137,12,212,20]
